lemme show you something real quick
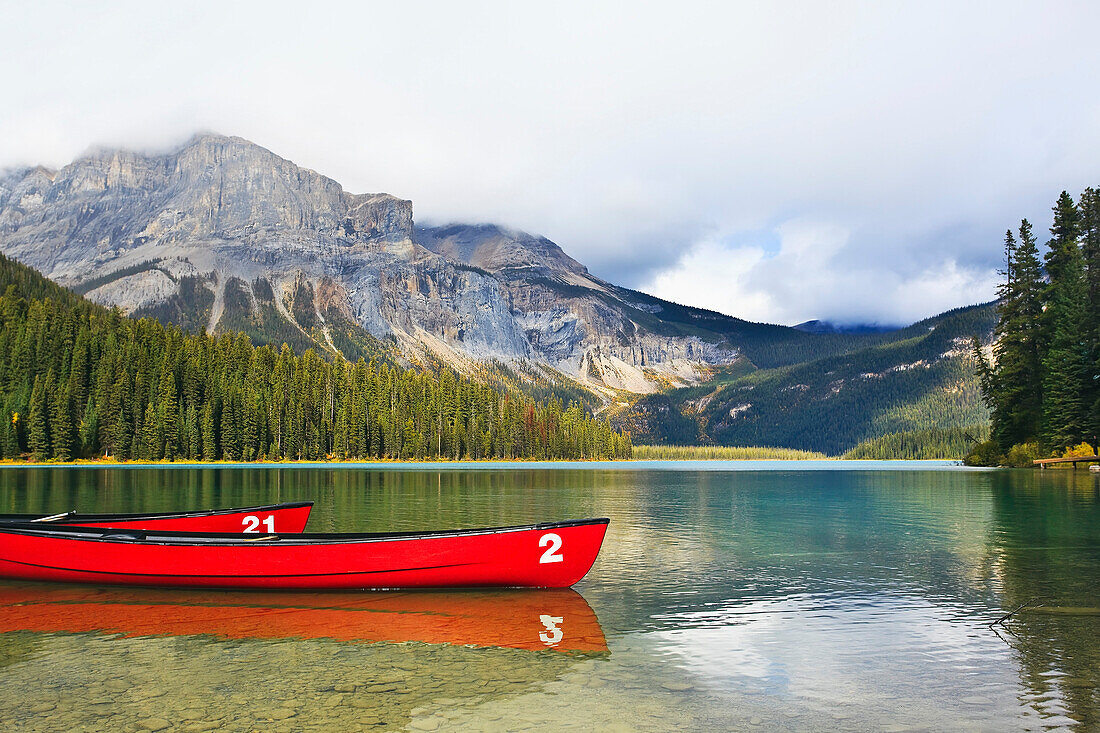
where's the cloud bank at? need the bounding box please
[2,1,1098,325]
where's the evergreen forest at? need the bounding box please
[0,254,632,463]
[972,187,1100,464]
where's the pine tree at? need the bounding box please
[111,408,131,460]
[1041,192,1088,449]
[985,222,1045,449]
[141,402,159,460]
[186,404,201,460]
[1079,187,1100,444]
[0,399,18,458]
[201,399,218,460]
[27,375,49,461]
[80,395,99,456]
[159,371,178,460]
[50,383,73,461]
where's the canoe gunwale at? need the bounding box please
[0,517,611,547]
[0,501,315,524]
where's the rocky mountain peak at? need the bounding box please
[0,133,761,394]
[415,222,590,278]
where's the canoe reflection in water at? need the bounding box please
[0,581,608,654]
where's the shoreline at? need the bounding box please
[0,457,980,469]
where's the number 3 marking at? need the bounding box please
[539,532,563,564]
[242,515,275,533]
[539,614,564,645]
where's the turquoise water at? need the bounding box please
[0,463,1098,731]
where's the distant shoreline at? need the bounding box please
[0,458,980,469]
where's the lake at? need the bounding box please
[0,462,1098,731]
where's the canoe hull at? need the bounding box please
[0,519,609,590]
[0,502,313,533]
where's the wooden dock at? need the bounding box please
[1033,455,1100,469]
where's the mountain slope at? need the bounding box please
[0,251,631,462]
[0,134,893,395]
[617,303,996,454]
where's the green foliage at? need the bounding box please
[0,253,631,462]
[214,277,320,355]
[982,221,1045,448]
[71,260,165,296]
[632,444,827,460]
[979,187,1100,456]
[843,425,989,460]
[1040,192,1089,449]
[964,440,1003,467]
[1082,188,1100,441]
[131,275,215,334]
[1003,442,1043,468]
[477,360,602,414]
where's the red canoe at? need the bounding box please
[0,518,609,590]
[0,502,313,533]
[0,581,608,652]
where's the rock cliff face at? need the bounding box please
[0,134,762,393]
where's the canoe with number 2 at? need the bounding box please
[0,502,314,533]
[0,518,609,589]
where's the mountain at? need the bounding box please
[0,133,878,395]
[0,134,997,452]
[616,303,996,454]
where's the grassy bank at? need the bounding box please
[632,445,830,460]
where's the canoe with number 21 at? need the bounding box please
[0,518,610,590]
[0,502,314,533]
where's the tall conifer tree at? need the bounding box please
[27,375,49,461]
[1079,187,1100,443]
[986,220,1045,449]
[1041,192,1088,449]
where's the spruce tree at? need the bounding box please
[111,409,130,460]
[159,371,178,460]
[986,221,1045,449]
[1079,187,1100,444]
[27,375,50,461]
[50,383,73,461]
[201,400,217,460]
[1041,193,1088,449]
[80,395,99,456]
[0,399,17,458]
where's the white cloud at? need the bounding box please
[645,221,1000,325]
[0,1,1096,324]
[648,237,774,321]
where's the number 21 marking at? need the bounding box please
[538,532,563,563]
[242,515,275,533]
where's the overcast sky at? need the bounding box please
[2,1,1098,326]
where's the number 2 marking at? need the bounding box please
[539,614,564,645]
[538,532,563,564]
[242,515,275,533]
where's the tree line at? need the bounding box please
[842,425,989,460]
[973,187,1100,464]
[0,254,632,462]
